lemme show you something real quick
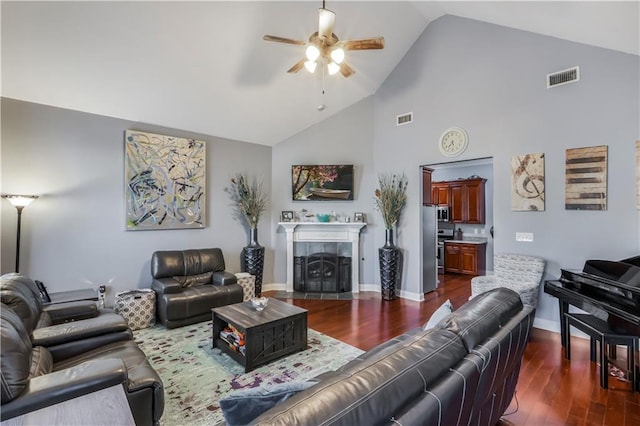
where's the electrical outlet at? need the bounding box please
[515,232,534,242]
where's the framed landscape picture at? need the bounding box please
[291,164,354,201]
[125,130,206,230]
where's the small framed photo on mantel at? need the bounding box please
[354,212,365,223]
[281,211,294,222]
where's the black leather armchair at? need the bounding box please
[0,304,164,425]
[151,248,244,328]
[0,274,132,360]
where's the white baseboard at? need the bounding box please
[358,283,380,293]
[397,289,424,302]
[533,317,560,333]
[533,316,590,340]
[358,284,424,301]
[262,283,286,292]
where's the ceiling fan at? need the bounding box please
[263,1,384,78]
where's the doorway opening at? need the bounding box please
[420,157,494,294]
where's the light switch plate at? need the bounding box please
[516,232,534,242]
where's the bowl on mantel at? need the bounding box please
[316,214,331,222]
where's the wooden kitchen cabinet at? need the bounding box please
[444,243,462,272]
[422,167,433,205]
[465,179,486,223]
[431,183,450,206]
[429,177,486,223]
[444,242,486,276]
[449,178,486,224]
[449,183,464,222]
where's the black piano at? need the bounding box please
[544,255,640,347]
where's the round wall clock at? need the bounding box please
[438,127,469,157]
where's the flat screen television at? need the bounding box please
[292,164,354,201]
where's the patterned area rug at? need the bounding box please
[133,321,363,425]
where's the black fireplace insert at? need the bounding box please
[294,253,351,293]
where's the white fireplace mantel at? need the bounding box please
[278,222,367,293]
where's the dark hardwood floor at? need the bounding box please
[265,274,640,426]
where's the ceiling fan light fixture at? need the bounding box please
[318,8,336,39]
[327,61,340,75]
[304,60,318,73]
[263,0,384,78]
[330,47,344,64]
[305,45,320,61]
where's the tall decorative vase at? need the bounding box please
[241,227,265,296]
[379,228,402,301]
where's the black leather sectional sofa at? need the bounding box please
[0,273,164,425]
[252,287,535,425]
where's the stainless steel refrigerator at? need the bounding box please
[422,205,438,293]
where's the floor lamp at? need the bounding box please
[2,194,39,273]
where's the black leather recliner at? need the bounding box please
[0,273,132,360]
[151,248,244,328]
[0,304,164,425]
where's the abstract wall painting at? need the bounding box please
[511,153,545,211]
[637,141,640,209]
[565,145,608,211]
[125,130,206,230]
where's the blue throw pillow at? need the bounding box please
[422,299,453,330]
[219,380,317,426]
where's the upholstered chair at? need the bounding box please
[150,248,244,328]
[0,273,132,360]
[470,253,546,307]
[0,305,164,425]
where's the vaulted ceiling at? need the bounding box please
[2,1,638,146]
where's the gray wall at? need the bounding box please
[1,98,272,305]
[373,15,639,328]
[270,97,377,287]
[2,14,638,332]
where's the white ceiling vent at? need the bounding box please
[547,66,580,88]
[396,112,413,126]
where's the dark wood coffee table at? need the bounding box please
[211,298,308,372]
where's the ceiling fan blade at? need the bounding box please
[342,37,385,50]
[287,59,306,73]
[318,8,336,40]
[339,62,355,78]
[263,35,307,46]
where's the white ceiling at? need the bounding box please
[2,1,638,146]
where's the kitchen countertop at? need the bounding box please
[444,238,488,245]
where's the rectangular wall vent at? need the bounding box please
[547,66,580,88]
[396,112,413,126]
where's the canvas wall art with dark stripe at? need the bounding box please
[565,145,608,211]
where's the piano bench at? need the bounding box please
[564,313,638,392]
